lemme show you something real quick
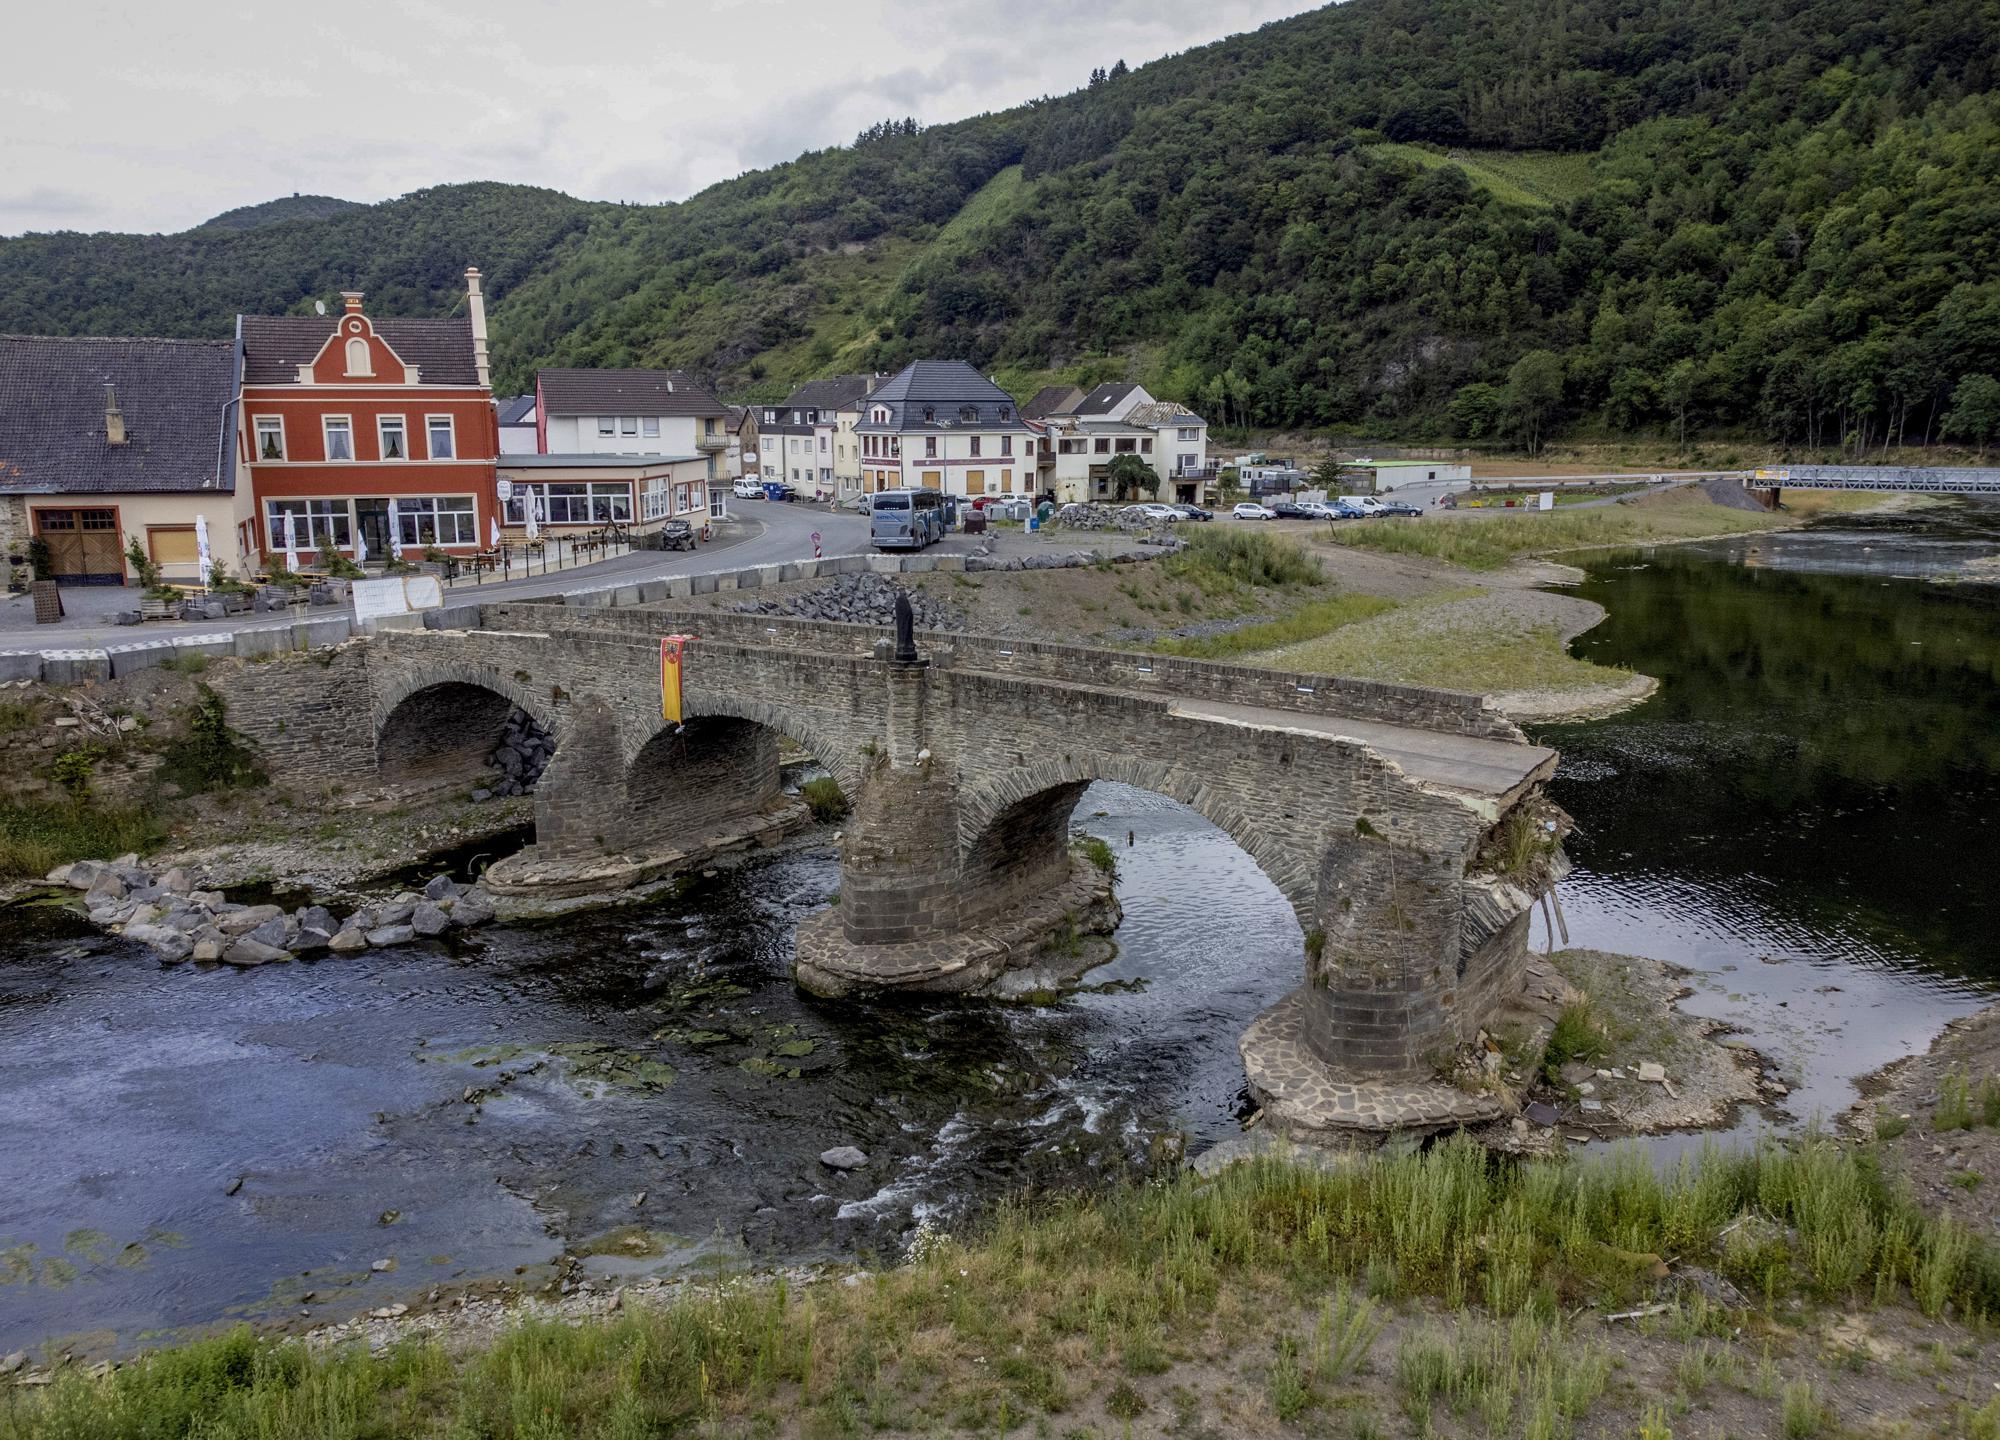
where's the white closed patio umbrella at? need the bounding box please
[524,488,541,540]
[352,516,367,568]
[194,514,213,586]
[387,498,405,560]
[489,513,502,549]
[282,511,299,573]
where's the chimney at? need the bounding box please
[465,267,491,391]
[340,291,365,315]
[104,383,127,445]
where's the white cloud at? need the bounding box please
[0,0,1318,235]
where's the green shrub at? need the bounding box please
[50,748,98,800]
[156,686,264,794]
[1540,1003,1605,1083]
[800,775,849,822]
[1076,834,1117,876]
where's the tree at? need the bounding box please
[1661,359,1699,454]
[1506,351,1564,456]
[1446,383,1506,438]
[1942,374,2000,459]
[1105,453,1157,501]
[1314,455,1344,491]
[1109,59,1129,79]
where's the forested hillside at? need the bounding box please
[3,0,1996,451]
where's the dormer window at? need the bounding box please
[960,405,977,422]
[1000,406,1012,420]
[345,337,372,376]
[871,407,888,424]
[923,406,936,422]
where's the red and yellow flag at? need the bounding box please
[660,635,692,722]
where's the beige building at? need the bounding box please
[0,334,253,589]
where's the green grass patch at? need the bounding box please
[1152,592,1397,660]
[0,800,168,878]
[1329,492,1791,570]
[1161,527,1324,590]
[1255,609,1626,695]
[5,1134,1993,1437]
[1367,143,1596,208]
[800,775,849,823]
[1075,834,1117,877]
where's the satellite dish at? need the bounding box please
[314,300,327,315]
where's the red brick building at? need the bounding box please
[237,269,498,561]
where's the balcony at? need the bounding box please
[696,433,728,452]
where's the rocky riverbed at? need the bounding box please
[44,854,497,964]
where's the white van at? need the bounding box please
[1338,495,1385,516]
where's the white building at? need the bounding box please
[852,360,1035,499]
[496,394,538,454]
[533,369,730,465]
[1038,382,1211,503]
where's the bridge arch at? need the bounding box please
[628,695,866,797]
[372,663,561,790]
[955,755,1320,927]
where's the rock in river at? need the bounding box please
[819,1146,869,1170]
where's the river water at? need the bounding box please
[2,501,1997,1354]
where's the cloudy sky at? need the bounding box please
[4,0,1318,236]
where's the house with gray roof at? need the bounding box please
[852,361,1036,501]
[1038,382,1211,504]
[0,333,250,586]
[754,373,882,498]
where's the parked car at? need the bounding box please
[1268,501,1312,519]
[1294,501,1335,518]
[1232,502,1277,520]
[1132,503,1183,523]
[1338,495,1386,516]
[1377,500,1423,518]
[1331,501,1370,519]
[841,492,873,513]
[733,477,764,498]
[659,519,696,551]
[1172,503,1213,521]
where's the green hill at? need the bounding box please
[2,0,1996,449]
[196,194,365,232]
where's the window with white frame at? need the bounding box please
[322,416,354,461]
[1001,435,1013,455]
[394,495,477,546]
[377,415,408,460]
[253,416,285,461]
[345,337,372,376]
[266,498,352,549]
[970,436,982,457]
[1178,427,1200,441]
[642,416,660,438]
[620,416,638,436]
[642,478,670,521]
[503,482,631,525]
[426,415,455,460]
[598,417,616,436]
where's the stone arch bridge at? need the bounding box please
[213,598,1560,1118]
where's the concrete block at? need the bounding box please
[866,554,903,575]
[563,587,615,608]
[292,615,352,650]
[777,562,803,583]
[823,555,865,576]
[932,554,967,572]
[689,573,717,595]
[41,648,111,683]
[715,573,738,592]
[357,613,424,636]
[666,576,694,599]
[232,626,294,660]
[173,633,238,662]
[611,585,643,608]
[107,642,172,677]
[636,580,669,604]
[423,603,482,631]
[0,650,46,683]
[902,555,937,573]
